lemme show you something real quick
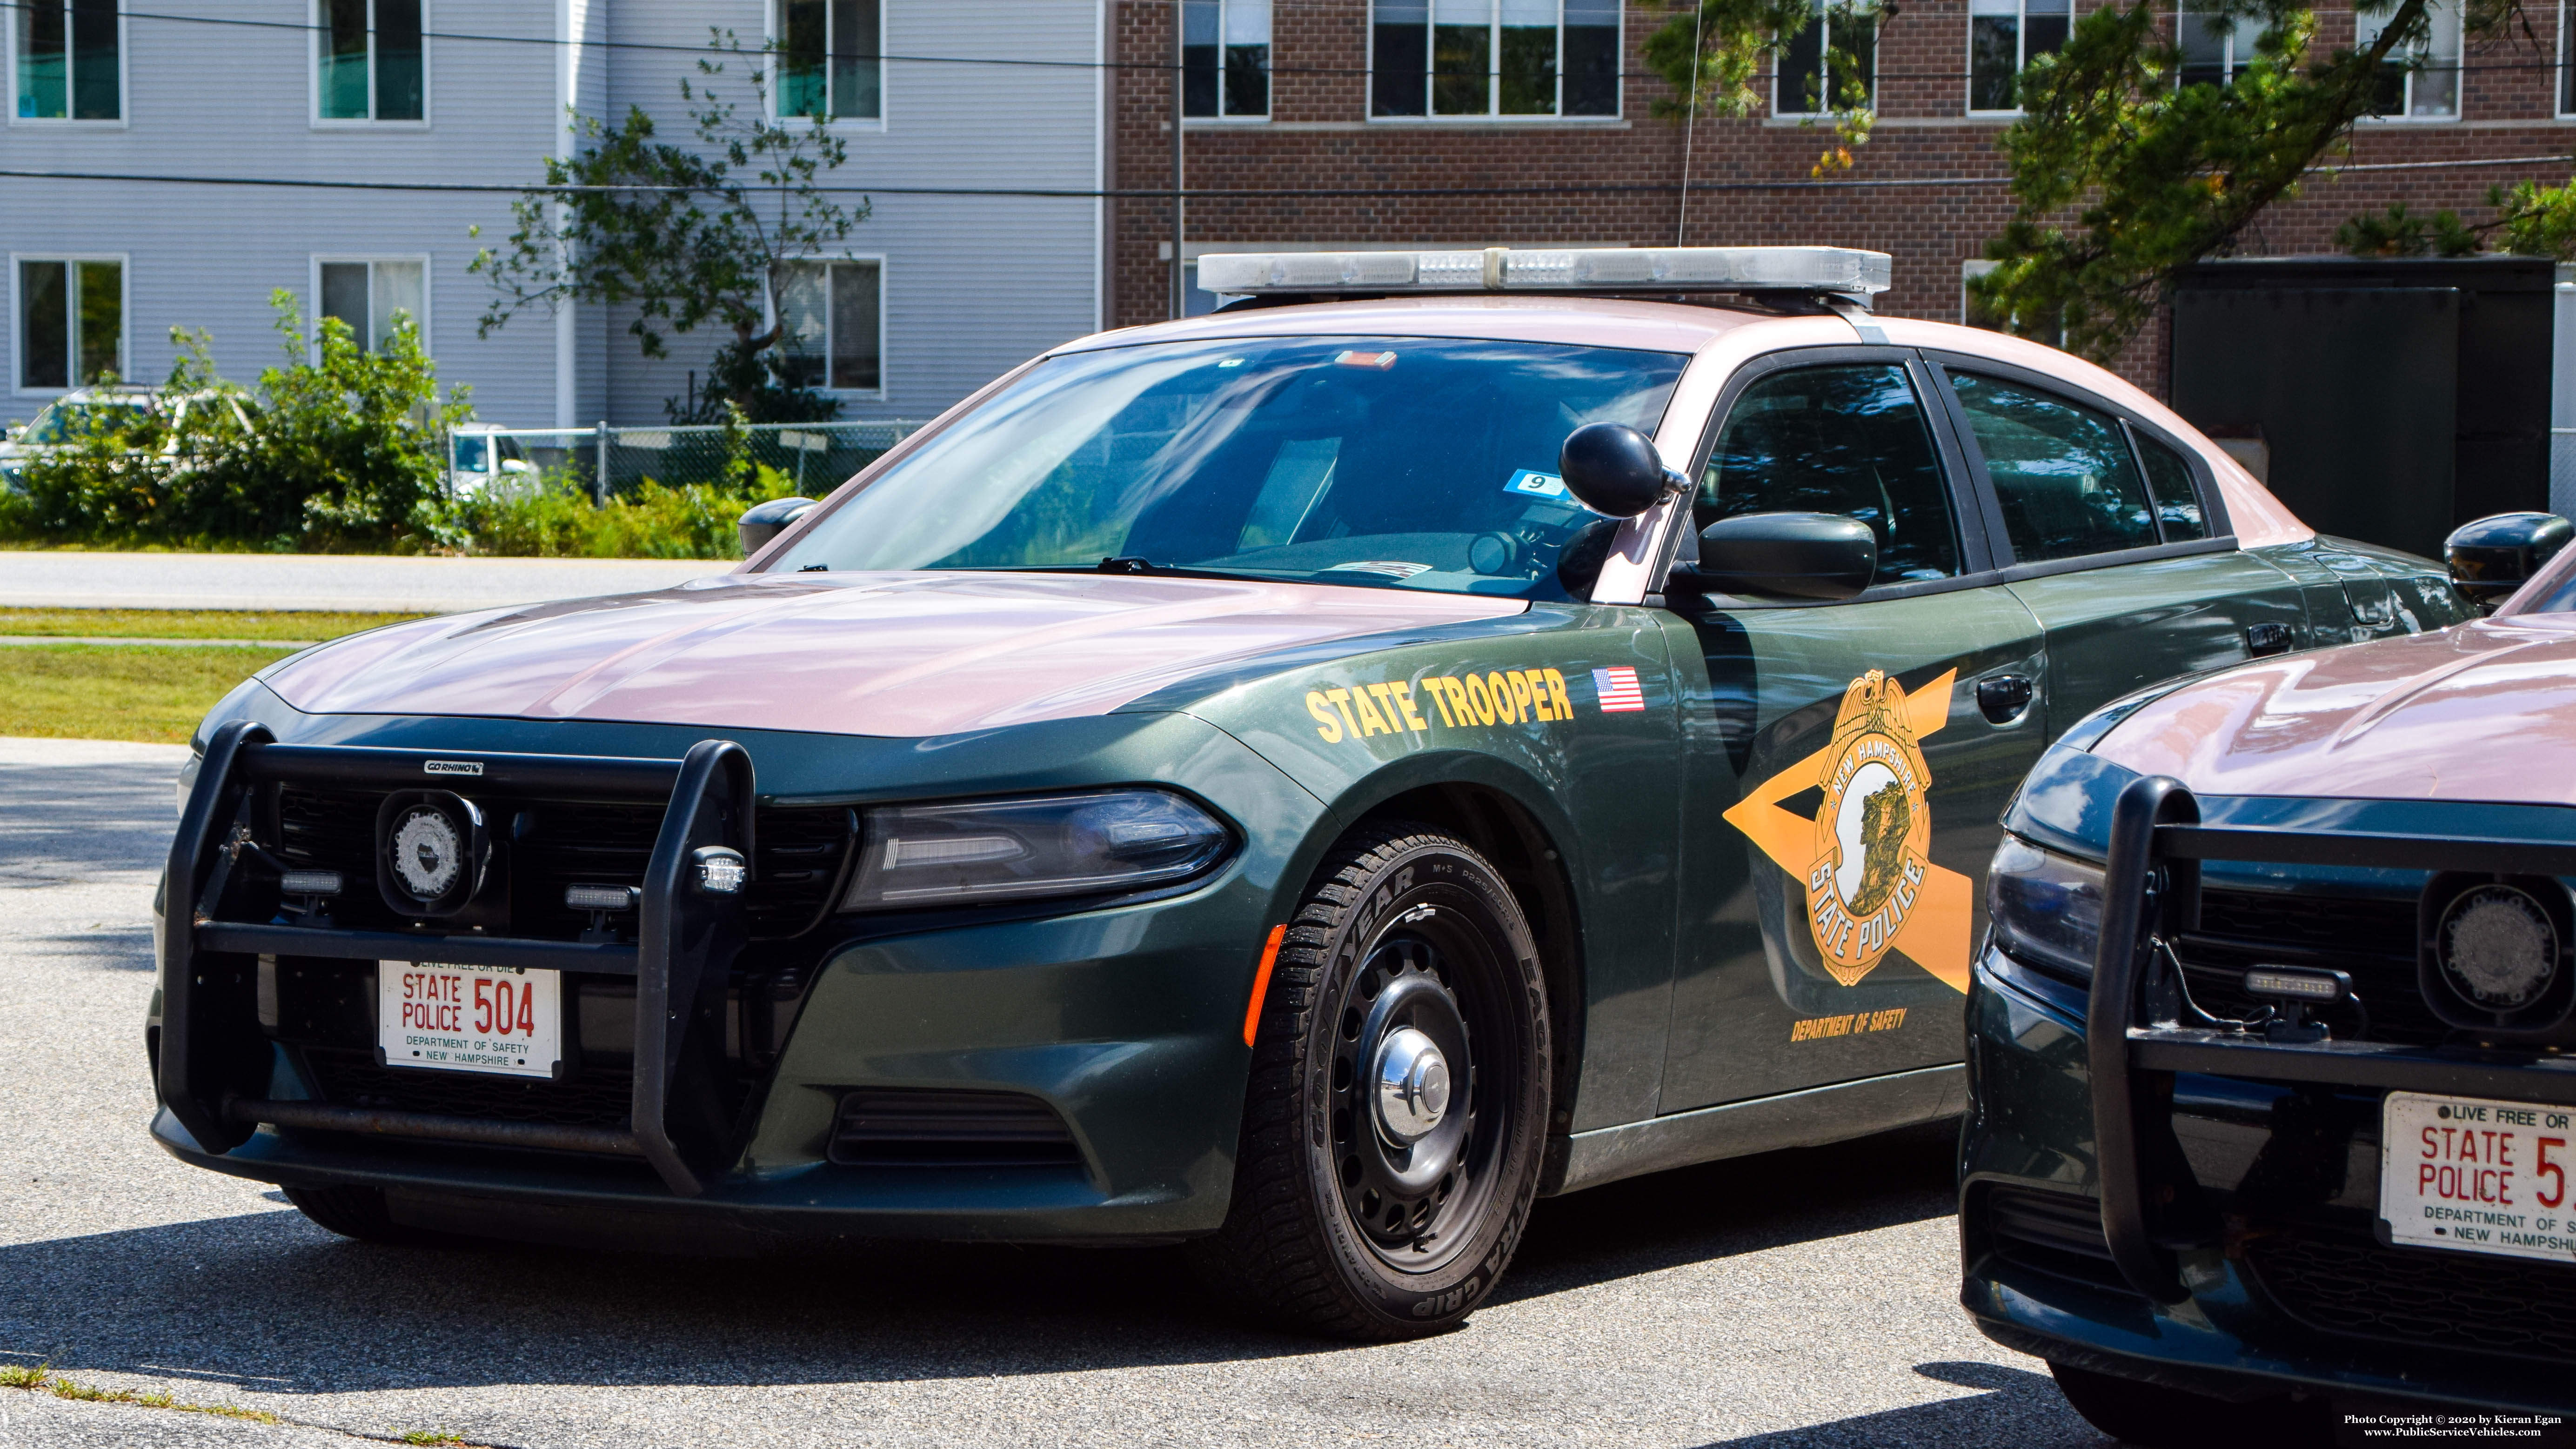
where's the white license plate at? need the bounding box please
[2378,1090,2576,1263]
[377,962,561,1080]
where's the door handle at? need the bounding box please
[1976,674,2035,725]
[2246,622,2294,657]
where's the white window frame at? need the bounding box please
[1964,0,2068,117]
[1771,1,1879,119]
[770,255,888,400]
[1366,0,1625,124]
[2356,0,2462,122]
[2173,6,2263,87]
[1182,0,1273,123]
[308,254,432,361]
[308,0,432,130]
[2561,0,2576,118]
[765,0,887,132]
[10,251,129,398]
[5,0,128,129]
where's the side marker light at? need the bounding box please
[1243,924,1288,1048]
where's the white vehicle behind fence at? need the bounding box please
[0,387,257,493]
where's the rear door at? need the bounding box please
[1930,357,2309,733]
[1656,349,2049,1113]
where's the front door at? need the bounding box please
[1658,354,2049,1113]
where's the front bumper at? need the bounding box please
[151,698,1327,1242]
[1962,943,2576,1414]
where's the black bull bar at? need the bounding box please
[158,720,757,1196]
[2086,775,2576,1304]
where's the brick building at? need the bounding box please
[1108,0,2576,393]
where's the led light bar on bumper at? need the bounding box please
[840,789,1232,911]
[1195,246,1892,299]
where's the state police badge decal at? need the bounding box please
[1804,671,1934,986]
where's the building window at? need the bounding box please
[1775,1,1877,116]
[1184,0,1270,118]
[1967,0,2067,113]
[1371,0,1620,119]
[2562,0,2576,114]
[13,0,120,121]
[316,0,423,122]
[776,0,881,121]
[316,258,426,354]
[2360,0,2461,119]
[2175,7,2261,87]
[15,257,122,392]
[777,260,883,393]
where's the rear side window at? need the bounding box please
[2132,431,2209,541]
[1948,371,2157,563]
[1697,363,1961,582]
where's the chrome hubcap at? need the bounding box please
[1372,1027,1452,1143]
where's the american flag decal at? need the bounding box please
[1592,667,1645,713]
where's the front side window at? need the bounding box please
[2360,0,2461,118]
[1776,2,1878,117]
[14,0,119,121]
[1948,371,2159,562]
[1967,0,2068,113]
[316,0,423,122]
[16,257,122,391]
[317,259,426,353]
[1371,0,1619,118]
[777,260,883,392]
[772,335,1688,599]
[1698,364,1960,582]
[2175,7,2263,87]
[1184,0,1271,117]
[776,0,881,121]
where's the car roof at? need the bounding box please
[1056,295,2311,549]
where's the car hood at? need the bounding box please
[2092,614,2576,804]
[261,571,1525,738]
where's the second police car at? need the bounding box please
[151,247,2468,1340]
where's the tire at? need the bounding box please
[2048,1363,2330,1448]
[282,1184,415,1244]
[1190,824,1552,1340]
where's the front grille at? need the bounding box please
[1984,1186,2131,1294]
[2172,888,2444,1045]
[274,786,855,942]
[2250,1229,2576,1362]
[304,1048,634,1130]
[828,1088,1084,1169]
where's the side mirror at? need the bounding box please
[1558,422,1683,519]
[737,494,818,556]
[1675,512,1877,601]
[2445,511,2572,608]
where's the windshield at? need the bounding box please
[772,335,1690,599]
[25,400,147,445]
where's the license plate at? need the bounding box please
[2378,1090,2576,1263]
[377,962,561,1080]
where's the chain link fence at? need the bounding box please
[456,419,927,503]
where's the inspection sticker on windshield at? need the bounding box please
[2379,1091,2575,1263]
[379,962,561,1079]
[1504,469,1569,500]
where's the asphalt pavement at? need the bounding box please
[0,552,723,614]
[0,735,2108,1449]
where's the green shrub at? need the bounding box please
[434,463,800,560]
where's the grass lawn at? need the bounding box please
[1,645,301,743]
[0,608,430,642]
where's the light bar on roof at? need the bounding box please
[1196,246,1892,299]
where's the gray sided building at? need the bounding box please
[4,1,1106,430]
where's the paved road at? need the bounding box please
[0,736,2107,1449]
[0,552,723,614]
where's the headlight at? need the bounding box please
[840,789,1231,911]
[1987,834,2107,977]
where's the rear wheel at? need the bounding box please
[282,1184,415,1244]
[2048,1363,2329,1448]
[1190,824,1551,1340]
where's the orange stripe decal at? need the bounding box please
[1242,924,1288,1048]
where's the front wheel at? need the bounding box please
[1189,825,1552,1340]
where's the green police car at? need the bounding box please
[151,247,2463,1340]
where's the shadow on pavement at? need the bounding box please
[0,1122,1963,1394]
[0,756,177,888]
[1702,1362,2105,1448]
